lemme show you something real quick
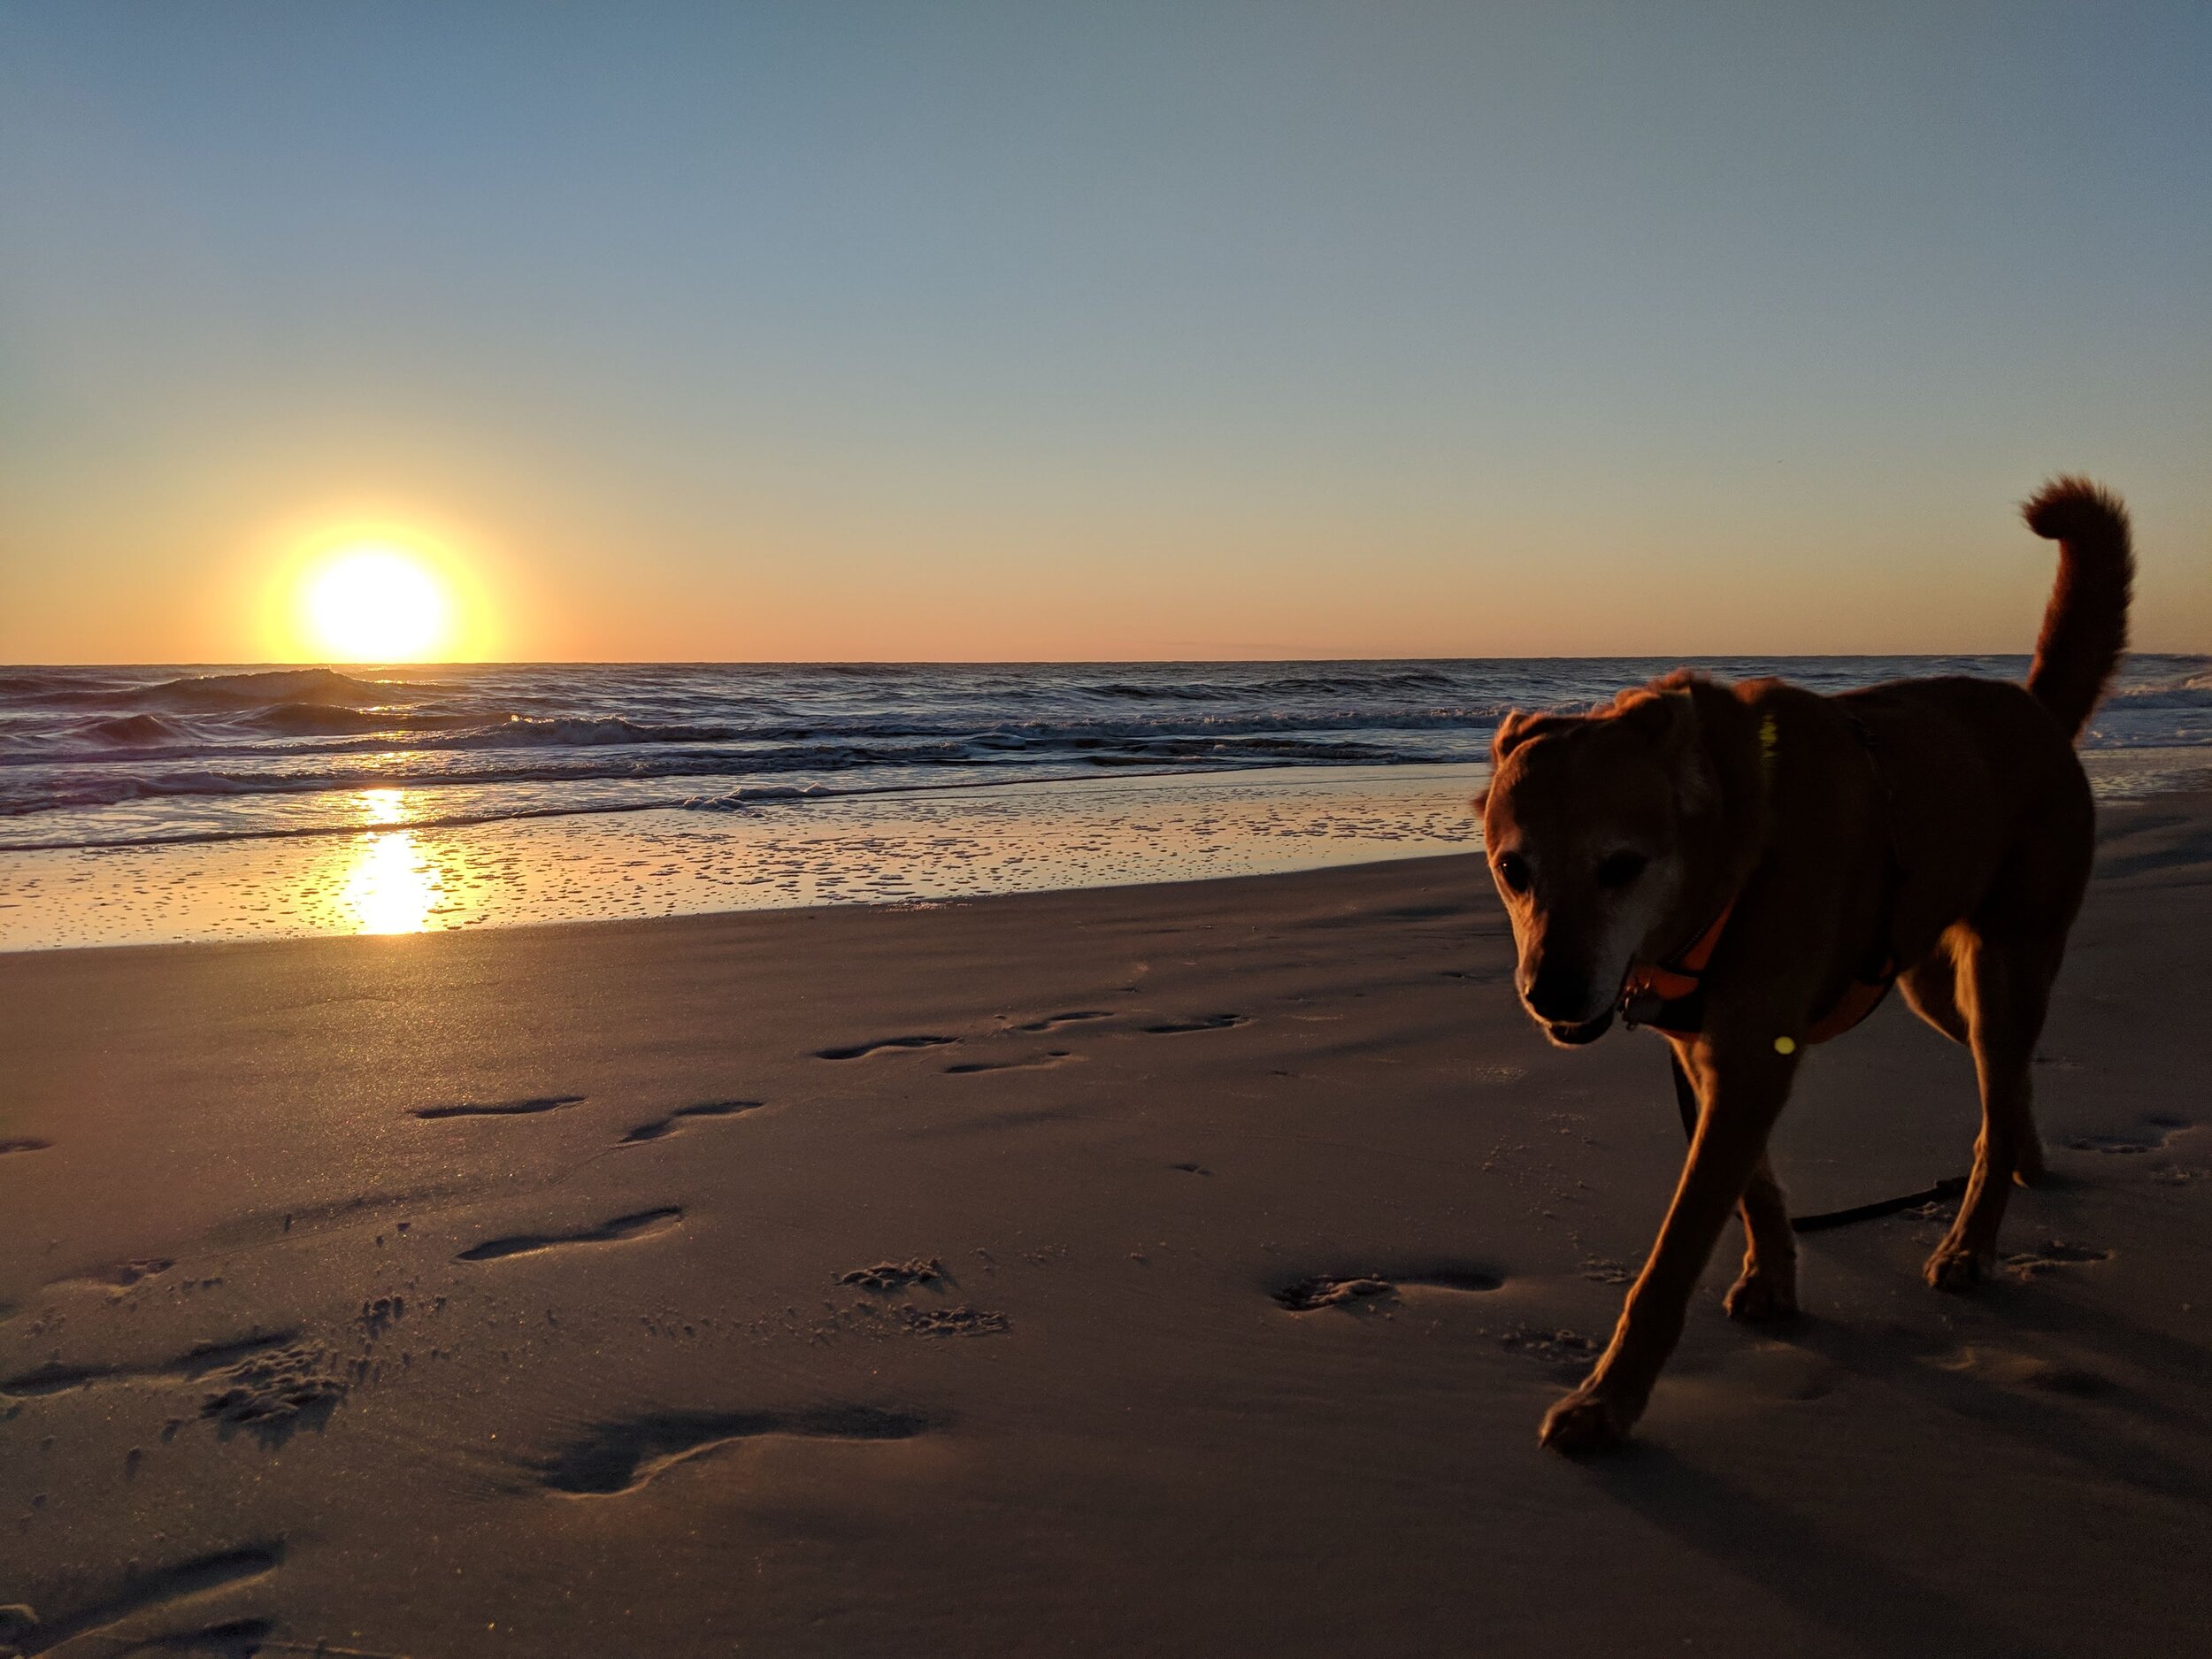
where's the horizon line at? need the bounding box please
[9,649,2176,673]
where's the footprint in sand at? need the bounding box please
[1142,1014,1249,1035]
[1933,1345,2116,1397]
[2,1331,344,1433]
[199,1344,349,1432]
[1496,1325,1601,1368]
[1705,1340,1844,1402]
[2,1544,282,1656]
[44,1256,175,1298]
[456,1206,684,1263]
[2002,1240,2113,1278]
[943,1051,1079,1075]
[2,1332,298,1400]
[882,1305,1009,1337]
[618,1100,763,1144]
[816,1036,958,1061]
[832,1260,1010,1336]
[2066,1115,2191,1156]
[901,1103,1075,1141]
[0,1137,51,1156]
[412,1094,584,1120]
[1273,1267,1502,1311]
[537,1406,937,1495]
[838,1258,944,1292]
[1010,1010,1113,1033]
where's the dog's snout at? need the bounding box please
[1525,962,1596,1024]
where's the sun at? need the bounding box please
[299,543,455,663]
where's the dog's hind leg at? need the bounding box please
[1724,1152,1799,1322]
[1924,928,2062,1289]
[1899,927,1970,1045]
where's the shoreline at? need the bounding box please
[0,762,1485,953]
[6,746,2211,956]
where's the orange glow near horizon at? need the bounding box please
[261,520,499,664]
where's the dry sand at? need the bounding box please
[3,793,2209,1657]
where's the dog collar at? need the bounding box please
[1618,899,1735,1033]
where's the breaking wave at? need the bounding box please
[3,654,2205,851]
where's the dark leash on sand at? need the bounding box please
[1666,1052,1970,1233]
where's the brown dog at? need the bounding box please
[1479,479,2133,1452]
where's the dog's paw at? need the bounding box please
[1537,1387,1637,1454]
[2013,1140,2048,1187]
[1924,1240,1993,1292]
[1724,1270,1800,1324]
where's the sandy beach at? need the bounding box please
[0,789,2205,1655]
[9,3,2208,1651]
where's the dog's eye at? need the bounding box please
[1596,850,1647,889]
[1494,851,1532,894]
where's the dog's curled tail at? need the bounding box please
[2024,476,2133,741]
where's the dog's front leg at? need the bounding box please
[1540,1040,1796,1452]
[1671,1044,1798,1322]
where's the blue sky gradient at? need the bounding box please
[3,3,2206,660]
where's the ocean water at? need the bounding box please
[6,656,2209,854]
[2,657,2207,949]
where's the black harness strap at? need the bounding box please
[1667,1048,1699,1139]
[1789,1177,1970,1233]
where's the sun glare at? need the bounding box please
[338,790,447,934]
[300,543,454,663]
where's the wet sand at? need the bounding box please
[0,764,1481,951]
[5,747,2199,954]
[2,794,2209,1656]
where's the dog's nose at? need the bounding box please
[1525,963,1596,1024]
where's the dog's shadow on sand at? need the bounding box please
[1585,1446,2062,1659]
[1783,1297,2212,1515]
[1586,1290,2212,1659]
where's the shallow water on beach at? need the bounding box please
[3,748,2204,952]
[0,764,1488,950]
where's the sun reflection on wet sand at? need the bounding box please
[337,789,447,935]
[0,766,1486,950]
[1,746,2204,955]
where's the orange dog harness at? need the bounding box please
[1618,896,1897,1045]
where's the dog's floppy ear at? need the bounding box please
[1477,713,1531,815]
[1616,686,1699,748]
[1617,687,1713,812]
[1490,710,1536,764]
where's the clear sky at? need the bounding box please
[3,2,2207,663]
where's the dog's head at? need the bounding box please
[1479,687,1709,1046]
